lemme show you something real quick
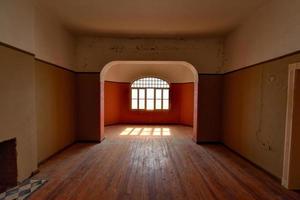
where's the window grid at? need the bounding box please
[132,77,169,89]
[131,77,170,111]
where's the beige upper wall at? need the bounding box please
[223,0,300,72]
[2,0,300,74]
[34,6,76,70]
[0,0,35,53]
[75,37,223,73]
[0,45,37,181]
[0,0,76,70]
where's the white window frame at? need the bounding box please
[131,77,170,111]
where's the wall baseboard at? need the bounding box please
[38,142,76,166]
[30,169,40,178]
[222,144,281,182]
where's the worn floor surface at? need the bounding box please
[30,125,300,200]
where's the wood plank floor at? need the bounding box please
[30,125,300,200]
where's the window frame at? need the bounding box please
[131,77,170,111]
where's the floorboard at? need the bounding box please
[30,125,300,200]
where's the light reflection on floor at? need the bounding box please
[120,127,171,136]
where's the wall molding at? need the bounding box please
[35,58,75,73]
[0,41,34,56]
[0,42,76,73]
[198,73,223,75]
[76,48,300,76]
[223,50,300,75]
[76,72,100,74]
[2,40,300,76]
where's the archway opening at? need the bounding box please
[100,61,198,141]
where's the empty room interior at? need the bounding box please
[1,0,300,199]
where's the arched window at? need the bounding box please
[131,77,170,110]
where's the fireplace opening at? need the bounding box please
[0,138,17,193]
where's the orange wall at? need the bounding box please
[104,81,194,126]
[177,83,194,126]
[104,81,123,125]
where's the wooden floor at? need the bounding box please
[30,125,300,200]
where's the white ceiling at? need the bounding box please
[38,0,267,37]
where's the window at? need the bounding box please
[131,77,170,110]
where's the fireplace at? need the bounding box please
[0,138,17,193]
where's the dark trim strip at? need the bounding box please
[104,80,130,84]
[35,58,76,73]
[224,49,300,75]
[0,41,77,73]
[76,72,100,74]
[0,41,34,56]
[198,73,223,75]
[171,82,195,84]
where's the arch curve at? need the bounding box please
[100,61,198,142]
[100,61,199,83]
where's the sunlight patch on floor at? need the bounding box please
[120,127,171,136]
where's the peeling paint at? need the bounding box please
[75,37,224,73]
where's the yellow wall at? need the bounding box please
[222,52,300,178]
[0,44,77,180]
[35,60,76,162]
[0,44,37,181]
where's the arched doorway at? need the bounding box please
[100,61,198,141]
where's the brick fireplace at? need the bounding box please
[0,138,17,193]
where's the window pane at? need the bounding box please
[163,100,169,110]
[156,99,162,109]
[132,99,138,109]
[139,99,145,109]
[147,100,154,110]
[132,77,170,111]
[139,89,145,99]
[147,89,154,99]
[132,89,138,99]
[156,89,162,99]
[163,89,169,99]
[132,77,169,88]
